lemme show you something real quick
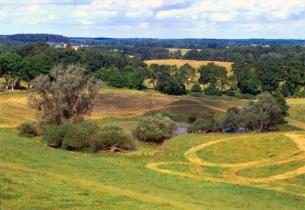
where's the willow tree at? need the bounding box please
[29,64,100,125]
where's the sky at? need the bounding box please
[0,0,305,39]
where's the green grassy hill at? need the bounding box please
[1,129,305,209]
[1,89,305,209]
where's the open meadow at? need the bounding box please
[1,88,305,209]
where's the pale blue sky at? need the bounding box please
[0,0,305,38]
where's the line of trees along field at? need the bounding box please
[0,42,304,98]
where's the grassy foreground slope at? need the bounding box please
[1,129,305,209]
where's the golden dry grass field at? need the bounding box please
[145,59,233,72]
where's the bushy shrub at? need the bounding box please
[190,83,202,97]
[240,93,285,132]
[292,88,305,98]
[204,85,222,96]
[188,111,214,123]
[156,78,187,95]
[272,92,289,116]
[18,121,41,137]
[43,121,135,152]
[220,107,241,132]
[61,121,99,151]
[224,88,242,98]
[92,126,135,151]
[43,123,70,148]
[220,93,287,133]
[187,111,218,133]
[191,83,202,93]
[133,114,176,143]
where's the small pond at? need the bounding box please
[172,122,189,136]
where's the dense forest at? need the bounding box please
[0,42,304,98]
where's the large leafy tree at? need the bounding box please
[199,63,227,94]
[0,52,22,90]
[155,65,187,95]
[19,55,50,87]
[124,65,147,90]
[29,65,100,125]
[281,60,305,96]
[178,64,197,90]
[232,62,261,95]
[257,53,285,93]
[96,66,124,88]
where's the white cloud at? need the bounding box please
[0,9,6,20]
[0,0,305,38]
[138,22,149,28]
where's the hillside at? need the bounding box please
[1,88,305,209]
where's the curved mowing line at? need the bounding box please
[145,133,305,197]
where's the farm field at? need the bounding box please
[167,48,202,56]
[1,88,305,209]
[144,59,233,72]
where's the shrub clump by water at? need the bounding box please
[187,111,219,133]
[133,114,176,143]
[43,121,134,152]
[92,126,135,151]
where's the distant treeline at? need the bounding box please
[71,37,305,48]
[0,34,69,43]
[0,42,304,98]
[1,33,305,48]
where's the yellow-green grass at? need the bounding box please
[286,99,305,129]
[1,129,305,209]
[196,135,299,164]
[237,160,305,178]
[0,91,36,128]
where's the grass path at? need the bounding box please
[146,133,305,197]
[287,118,305,130]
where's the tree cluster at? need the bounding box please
[0,43,146,90]
[221,93,288,132]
